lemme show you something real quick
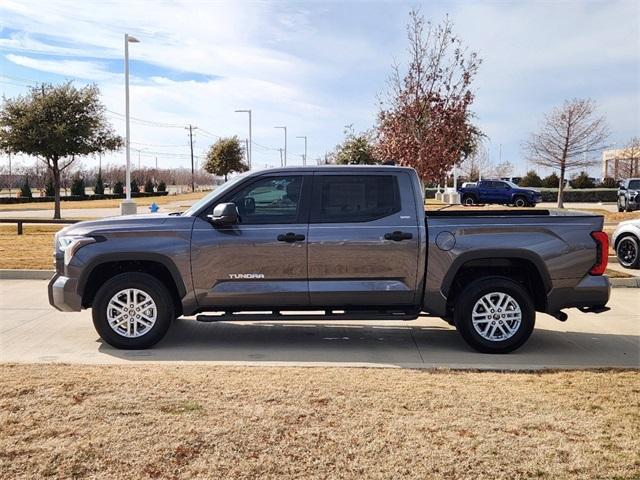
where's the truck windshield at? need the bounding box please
[182,173,250,216]
[629,180,640,190]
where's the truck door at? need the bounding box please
[307,172,420,306]
[190,173,311,308]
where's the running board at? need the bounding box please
[196,310,420,323]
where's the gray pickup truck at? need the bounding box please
[49,166,610,353]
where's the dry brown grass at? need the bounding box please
[0,225,60,269]
[0,191,207,211]
[0,365,638,480]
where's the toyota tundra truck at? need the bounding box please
[49,166,610,353]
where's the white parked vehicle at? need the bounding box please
[612,219,640,269]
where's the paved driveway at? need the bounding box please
[1,279,638,370]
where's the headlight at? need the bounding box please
[57,235,96,264]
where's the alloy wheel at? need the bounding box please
[617,237,638,267]
[471,292,522,342]
[106,288,157,338]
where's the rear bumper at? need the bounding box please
[48,273,82,312]
[546,275,611,313]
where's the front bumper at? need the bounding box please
[546,275,611,313]
[48,273,82,312]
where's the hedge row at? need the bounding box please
[0,191,169,205]
[425,188,618,203]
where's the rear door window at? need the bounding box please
[310,175,401,223]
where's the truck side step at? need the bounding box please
[195,310,420,323]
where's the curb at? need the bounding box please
[0,269,54,280]
[0,269,638,287]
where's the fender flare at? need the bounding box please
[440,249,552,298]
[77,252,187,299]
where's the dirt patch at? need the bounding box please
[0,365,638,479]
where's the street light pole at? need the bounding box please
[296,136,307,166]
[186,124,197,192]
[235,109,252,169]
[121,33,140,216]
[275,126,287,166]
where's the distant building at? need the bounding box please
[602,148,640,179]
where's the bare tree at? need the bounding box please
[523,99,609,208]
[491,160,514,179]
[458,143,492,181]
[617,137,640,178]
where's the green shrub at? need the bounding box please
[599,177,617,188]
[157,181,167,192]
[130,179,140,194]
[541,172,560,188]
[113,181,124,195]
[144,178,155,193]
[519,170,543,187]
[570,171,595,189]
[19,176,33,198]
[94,171,105,195]
[70,175,86,196]
[44,176,55,197]
[540,188,617,203]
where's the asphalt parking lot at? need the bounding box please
[0,279,638,369]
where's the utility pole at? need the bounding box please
[274,126,287,166]
[296,136,307,166]
[121,33,140,215]
[8,153,11,197]
[234,109,252,169]
[186,124,197,192]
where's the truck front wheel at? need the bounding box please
[513,196,528,208]
[454,277,535,353]
[92,272,174,349]
[462,195,476,206]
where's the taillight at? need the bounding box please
[589,231,609,275]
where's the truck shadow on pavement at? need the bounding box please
[98,318,640,368]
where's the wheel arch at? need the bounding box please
[442,250,551,313]
[79,253,186,315]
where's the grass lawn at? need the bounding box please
[0,365,638,479]
[0,191,208,212]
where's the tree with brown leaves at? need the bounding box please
[376,10,482,183]
[523,99,609,208]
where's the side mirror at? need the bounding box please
[208,202,239,225]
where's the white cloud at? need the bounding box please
[5,54,115,80]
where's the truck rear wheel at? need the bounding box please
[92,272,174,349]
[454,277,535,353]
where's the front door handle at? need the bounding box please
[277,232,306,243]
[384,231,413,242]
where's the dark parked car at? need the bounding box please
[458,179,542,207]
[49,166,609,354]
[617,178,640,212]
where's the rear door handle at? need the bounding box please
[384,231,413,241]
[277,232,306,243]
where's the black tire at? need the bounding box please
[454,277,535,354]
[616,235,640,269]
[513,196,527,208]
[92,272,174,349]
[462,195,476,206]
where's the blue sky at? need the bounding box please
[0,0,638,176]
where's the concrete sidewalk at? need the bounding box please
[1,279,638,369]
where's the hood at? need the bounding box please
[617,218,640,229]
[60,213,191,236]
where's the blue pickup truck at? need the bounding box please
[458,180,542,207]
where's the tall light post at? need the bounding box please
[274,126,287,166]
[121,33,140,215]
[296,136,307,166]
[235,109,252,169]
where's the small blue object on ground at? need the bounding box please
[149,202,159,213]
